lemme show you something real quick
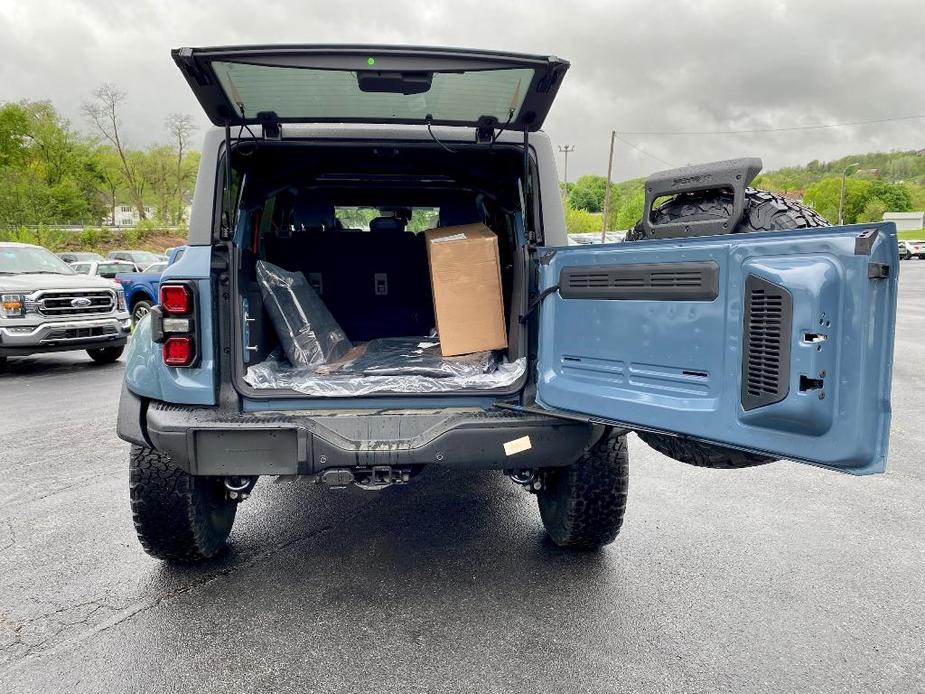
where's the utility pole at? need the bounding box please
[838,161,861,225]
[601,130,616,243]
[558,144,575,204]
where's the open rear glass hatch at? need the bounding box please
[172,44,570,131]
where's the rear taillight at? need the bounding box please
[163,336,195,367]
[158,282,198,367]
[160,284,192,314]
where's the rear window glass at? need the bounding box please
[213,62,531,124]
[98,263,131,277]
[334,207,439,232]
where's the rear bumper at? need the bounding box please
[117,389,596,475]
[0,315,130,356]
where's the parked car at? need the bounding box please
[117,44,899,563]
[71,260,142,281]
[58,251,105,264]
[107,250,166,266]
[0,242,130,367]
[115,247,185,326]
[902,239,925,259]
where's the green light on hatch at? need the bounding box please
[367,57,376,66]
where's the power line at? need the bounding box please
[612,132,677,167]
[616,112,925,136]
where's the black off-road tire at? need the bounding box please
[625,187,829,469]
[87,345,124,363]
[625,187,829,242]
[537,430,629,549]
[129,445,237,563]
[635,432,772,469]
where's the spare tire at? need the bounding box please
[625,187,829,242]
[626,187,829,469]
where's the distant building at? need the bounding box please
[882,211,925,232]
[109,204,157,227]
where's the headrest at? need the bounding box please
[369,216,406,234]
[438,197,481,227]
[290,198,336,232]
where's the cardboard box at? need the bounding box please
[425,223,508,357]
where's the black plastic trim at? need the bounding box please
[741,274,792,411]
[0,336,126,357]
[144,402,594,475]
[854,228,879,255]
[640,158,762,239]
[116,382,151,447]
[559,261,719,301]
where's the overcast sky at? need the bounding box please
[1,0,924,182]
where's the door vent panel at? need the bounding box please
[559,261,719,300]
[741,275,792,410]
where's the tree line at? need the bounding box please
[563,149,925,231]
[0,84,199,229]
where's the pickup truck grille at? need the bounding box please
[36,290,115,316]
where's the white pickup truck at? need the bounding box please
[0,242,131,367]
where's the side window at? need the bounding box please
[73,263,90,274]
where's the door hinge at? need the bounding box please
[868,262,890,279]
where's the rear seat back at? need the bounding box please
[265,201,433,341]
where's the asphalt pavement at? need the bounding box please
[1,263,923,693]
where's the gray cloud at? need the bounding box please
[1,0,923,181]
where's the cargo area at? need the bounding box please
[227,140,531,397]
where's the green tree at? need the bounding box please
[858,199,888,223]
[568,175,609,212]
[610,188,646,230]
[0,103,30,168]
[0,100,101,226]
[83,84,147,220]
[867,180,911,212]
[803,177,871,224]
[564,204,601,232]
[165,113,197,225]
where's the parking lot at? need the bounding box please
[0,263,922,693]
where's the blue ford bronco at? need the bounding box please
[117,45,898,562]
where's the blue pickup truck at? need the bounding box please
[115,247,185,326]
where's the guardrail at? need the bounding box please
[12,225,183,233]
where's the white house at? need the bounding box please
[110,204,157,227]
[882,211,925,232]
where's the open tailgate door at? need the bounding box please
[172,44,569,131]
[535,223,899,474]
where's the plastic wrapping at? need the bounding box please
[244,352,526,396]
[338,337,496,378]
[256,260,352,367]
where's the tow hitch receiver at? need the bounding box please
[319,466,412,491]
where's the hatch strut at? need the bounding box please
[221,120,234,240]
[522,125,536,245]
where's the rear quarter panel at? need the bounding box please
[123,245,216,405]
